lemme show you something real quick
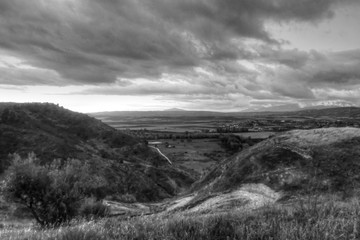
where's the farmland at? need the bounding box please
[89,108,360,180]
[91,113,278,178]
[156,138,230,178]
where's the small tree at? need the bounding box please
[1,153,107,227]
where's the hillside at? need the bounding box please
[0,103,194,202]
[171,127,360,212]
[196,127,360,193]
[3,127,360,240]
[293,107,360,118]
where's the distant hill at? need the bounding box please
[0,103,194,202]
[241,103,355,113]
[192,127,360,199]
[90,110,223,119]
[90,107,360,119]
[292,107,360,118]
[163,108,187,112]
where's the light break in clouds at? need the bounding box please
[0,0,360,112]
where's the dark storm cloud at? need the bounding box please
[0,0,355,87]
[271,50,360,89]
[257,47,310,68]
[253,48,360,109]
[309,50,360,86]
[146,0,346,41]
[314,70,360,85]
[0,0,199,85]
[1,0,360,111]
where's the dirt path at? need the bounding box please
[188,184,280,213]
[149,146,172,164]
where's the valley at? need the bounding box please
[2,104,360,239]
[2,0,360,238]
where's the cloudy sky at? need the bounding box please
[1,0,360,112]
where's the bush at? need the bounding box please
[110,194,137,203]
[11,206,33,219]
[1,153,107,227]
[58,227,106,240]
[80,199,110,220]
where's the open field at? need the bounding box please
[111,123,217,132]
[156,138,230,177]
[232,131,276,139]
[91,108,360,135]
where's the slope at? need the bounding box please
[0,103,194,202]
[175,127,360,212]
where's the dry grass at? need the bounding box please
[2,196,360,240]
[284,127,360,147]
[158,138,229,176]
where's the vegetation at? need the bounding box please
[0,102,137,167]
[193,128,360,196]
[79,198,110,220]
[1,154,107,227]
[2,104,360,239]
[2,197,360,239]
[0,103,195,202]
[220,134,256,152]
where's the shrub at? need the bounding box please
[80,199,110,220]
[110,194,137,203]
[57,227,106,240]
[1,153,107,227]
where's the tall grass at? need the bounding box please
[1,197,360,240]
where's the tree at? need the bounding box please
[220,135,242,151]
[1,153,107,227]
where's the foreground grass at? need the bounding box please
[2,197,360,240]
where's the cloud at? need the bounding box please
[0,0,200,85]
[309,50,360,86]
[0,0,359,110]
[0,0,354,84]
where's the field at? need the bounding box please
[96,113,276,178]
[110,123,216,132]
[93,113,221,132]
[156,138,230,177]
[232,131,276,139]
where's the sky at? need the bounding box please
[0,0,360,113]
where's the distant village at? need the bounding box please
[215,119,360,133]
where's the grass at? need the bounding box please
[232,132,275,139]
[157,138,229,177]
[284,127,360,147]
[2,196,360,240]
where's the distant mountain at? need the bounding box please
[242,102,357,113]
[90,106,360,120]
[163,108,187,112]
[293,107,360,118]
[0,103,194,201]
[90,110,224,119]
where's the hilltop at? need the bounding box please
[0,103,194,202]
[293,107,360,118]
[196,127,360,193]
[167,127,360,213]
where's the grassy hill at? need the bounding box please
[293,107,360,118]
[191,127,360,202]
[3,122,360,239]
[0,103,194,202]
